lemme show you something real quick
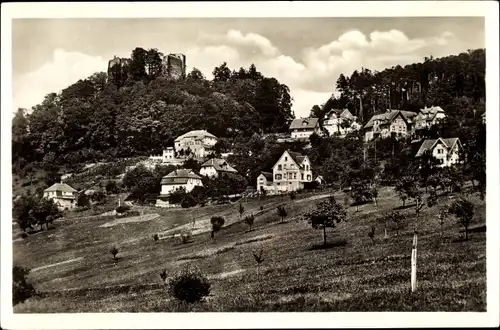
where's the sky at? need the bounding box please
[12,17,484,118]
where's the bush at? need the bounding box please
[13,265,36,306]
[168,268,211,303]
[110,246,119,260]
[180,231,192,244]
[115,205,130,214]
[210,216,225,239]
[153,233,159,242]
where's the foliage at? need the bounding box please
[13,266,36,306]
[350,181,373,211]
[110,246,119,260]
[289,191,297,201]
[152,233,159,242]
[395,176,418,207]
[106,181,120,194]
[448,197,474,240]
[115,205,130,214]
[210,216,225,239]
[276,205,287,223]
[77,193,91,208]
[384,211,406,237]
[368,226,376,242]
[90,190,106,204]
[180,231,192,244]
[304,196,347,245]
[238,203,245,219]
[13,195,61,232]
[168,267,211,303]
[244,214,255,231]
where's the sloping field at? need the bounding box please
[13,187,486,312]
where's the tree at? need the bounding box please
[238,203,245,220]
[77,193,91,208]
[13,266,36,306]
[90,190,106,204]
[290,191,297,201]
[244,214,255,231]
[448,197,474,240]
[110,246,119,261]
[304,196,347,245]
[13,195,61,232]
[368,226,376,243]
[350,181,372,211]
[106,181,119,195]
[169,268,211,303]
[385,211,406,237]
[371,186,379,207]
[276,205,287,223]
[210,216,225,239]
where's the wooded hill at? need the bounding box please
[12,48,485,177]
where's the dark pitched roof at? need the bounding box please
[364,110,417,129]
[201,158,237,173]
[326,109,356,120]
[415,137,460,157]
[161,169,202,185]
[289,118,319,130]
[288,151,306,166]
[259,172,273,181]
[44,183,77,193]
[418,106,446,121]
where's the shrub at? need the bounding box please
[168,268,211,303]
[110,246,119,260]
[276,205,287,223]
[260,206,264,211]
[244,214,255,231]
[13,265,36,306]
[289,191,297,201]
[153,233,159,242]
[180,231,192,244]
[210,216,225,239]
[368,226,375,242]
[76,193,91,208]
[115,205,130,214]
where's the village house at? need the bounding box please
[256,150,313,193]
[256,172,276,195]
[323,109,361,137]
[174,130,218,159]
[414,106,447,132]
[415,137,463,167]
[156,169,203,207]
[289,118,322,140]
[200,158,238,178]
[364,110,417,142]
[43,182,78,211]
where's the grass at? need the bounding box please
[12,187,486,312]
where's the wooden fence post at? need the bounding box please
[411,232,418,292]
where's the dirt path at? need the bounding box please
[99,214,160,228]
[32,257,84,272]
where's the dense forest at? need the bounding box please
[12,48,485,194]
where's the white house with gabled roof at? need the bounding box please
[200,158,238,178]
[43,182,78,210]
[289,118,322,140]
[257,150,313,193]
[415,137,463,167]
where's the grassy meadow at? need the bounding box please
[13,187,486,312]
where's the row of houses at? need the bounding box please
[287,106,451,143]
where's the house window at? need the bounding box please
[437,149,443,154]
[275,174,282,180]
[285,157,288,161]
[278,165,282,171]
[439,159,444,164]
[307,175,311,181]
[301,173,304,180]
[294,173,297,179]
